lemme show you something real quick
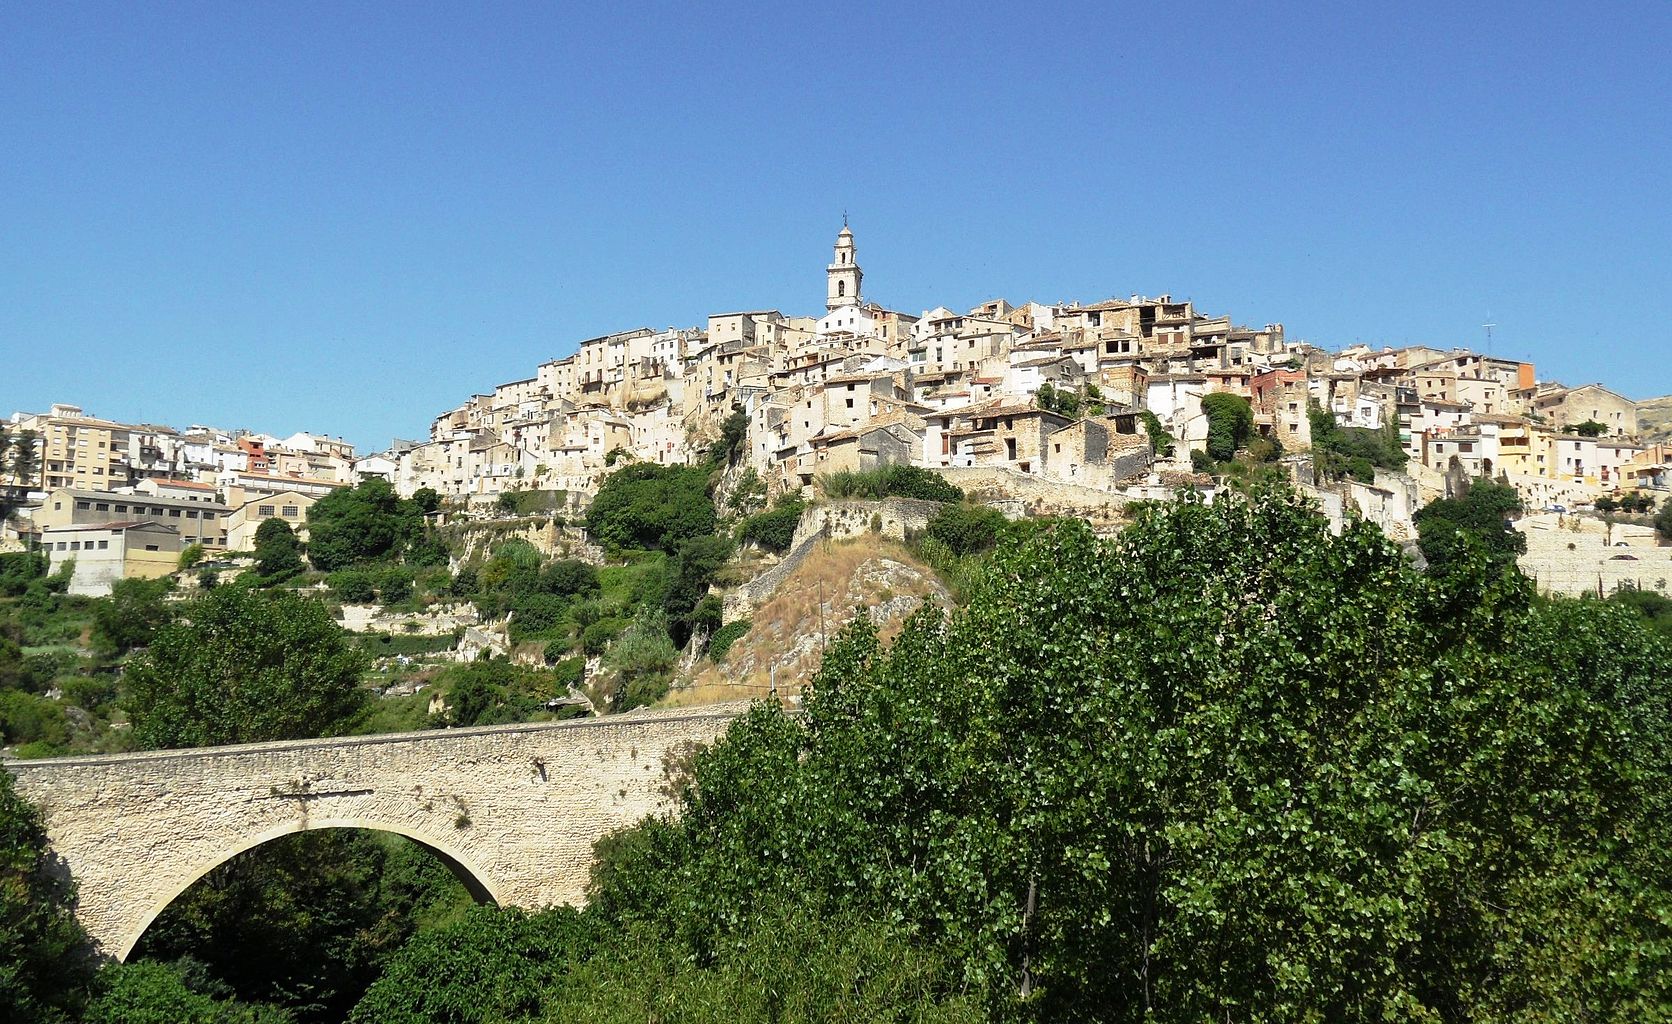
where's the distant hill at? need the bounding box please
[1638,395,1672,443]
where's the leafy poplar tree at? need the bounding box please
[124,587,368,748]
[590,489,1672,1021]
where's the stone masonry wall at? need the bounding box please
[5,706,742,960]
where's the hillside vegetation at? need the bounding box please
[1637,393,1672,443]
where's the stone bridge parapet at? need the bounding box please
[5,705,745,959]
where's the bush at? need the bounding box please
[329,568,378,604]
[585,463,716,553]
[925,504,1007,557]
[1201,392,1253,462]
[376,566,415,604]
[509,593,568,641]
[818,465,962,503]
[537,559,600,598]
[738,497,805,553]
[582,618,627,657]
[1190,449,1213,473]
[1658,498,1672,541]
[178,543,205,570]
[707,619,752,662]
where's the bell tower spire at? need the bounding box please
[826,221,862,311]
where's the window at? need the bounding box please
[168,509,181,517]
[837,280,845,297]
[258,504,276,517]
[94,502,109,511]
[97,540,109,550]
[281,505,298,518]
[152,507,164,515]
[144,544,159,552]
[70,541,81,550]
[56,541,66,550]
[76,500,90,510]
[115,504,128,512]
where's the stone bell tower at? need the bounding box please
[826,219,862,311]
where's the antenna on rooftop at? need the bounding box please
[1481,316,1496,357]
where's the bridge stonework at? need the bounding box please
[5,706,742,960]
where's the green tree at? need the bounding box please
[84,961,291,1024]
[663,534,733,646]
[543,909,986,1024]
[1657,497,1672,541]
[585,463,716,553]
[0,770,96,1023]
[9,430,40,488]
[348,906,592,1024]
[1139,410,1175,458]
[591,491,1672,1021]
[253,518,305,582]
[329,567,377,603]
[410,487,442,514]
[707,407,750,466]
[178,543,206,570]
[925,503,1008,556]
[1414,478,1526,570]
[305,479,425,571]
[124,587,368,748]
[737,495,805,553]
[1200,392,1253,462]
[91,576,175,656]
[1572,419,1608,437]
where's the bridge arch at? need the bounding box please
[119,816,504,961]
[5,706,743,962]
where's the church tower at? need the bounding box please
[826,221,862,311]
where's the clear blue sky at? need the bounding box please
[3,2,1669,451]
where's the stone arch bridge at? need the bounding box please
[5,705,743,960]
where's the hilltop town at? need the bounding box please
[3,224,1670,599]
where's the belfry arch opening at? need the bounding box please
[120,819,501,963]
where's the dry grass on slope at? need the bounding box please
[1637,395,1672,444]
[665,538,951,708]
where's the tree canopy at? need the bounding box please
[124,587,368,748]
[305,479,433,571]
[584,489,1672,1021]
[584,463,717,553]
[1414,478,1526,570]
[1200,392,1253,462]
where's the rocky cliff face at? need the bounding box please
[671,539,950,706]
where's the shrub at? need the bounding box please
[509,593,568,641]
[925,504,1008,556]
[818,465,962,503]
[1201,392,1254,462]
[537,559,601,598]
[707,619,752,662]
[585,463,716,552]
[376,566,414,604]
[329,568,377,604]
[738,497,806,553]
[178,543,205,570]
[582,618,627,657]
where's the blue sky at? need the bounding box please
[3,2,1669,451]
